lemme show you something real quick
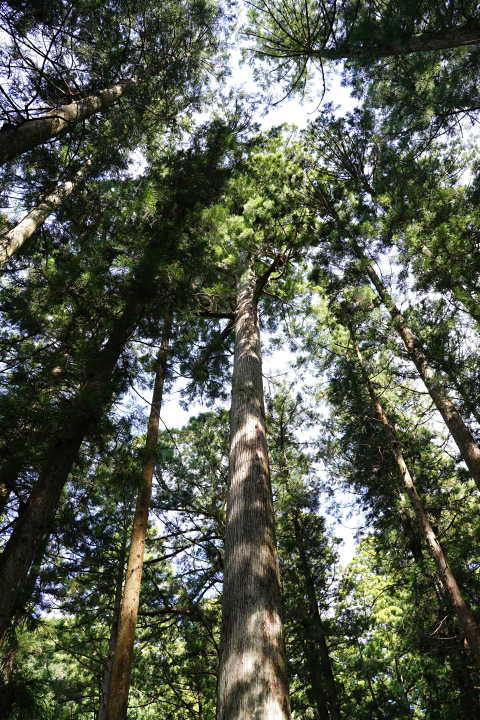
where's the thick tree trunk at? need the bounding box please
[353,338,480,668]
[0,80,136,166]
[353,240,480,490]
[0,158,93,265]
[97,529,128,720]
[216,264,291,720]
[105,316,172,720]
[0,302,140,643]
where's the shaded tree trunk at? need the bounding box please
[290,511,341,720]
[216,263,291,720]
[0,458,22,517]
[1,158,93,265]
[105,315,172,720]
[0,300,141,643]
[282,19,480,61]
[0,80,136,166]
[353,239,480,490]
[352,336,480,668]
[276,410,341,720]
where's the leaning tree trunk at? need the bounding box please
[105,315,172,720]
[216,263,291,720]
[352,335,480,668]
[352,240,480,491]
[0,300,141,643]
[309,19,480,60]
[0,158,93,265]
[0,80,137,166]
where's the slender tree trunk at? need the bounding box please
[0,301,141,643]
[356,641,383,720]
[277,414,340,720]
[0,80,137,166]
[97,529,128,720]
[299,635,330,720]
[290,511,341,720]
[216,263,291,720]
[105,315,172,720]
[394,496,447,603]
[352,337,480,668]
[393,655,415,720]
[353,240,480,490]
[0,158,93,265]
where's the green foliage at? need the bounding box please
[2,3,480,715]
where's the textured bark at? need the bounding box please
[0,302,140,642]
[353,338,480,668]
[0,158,93,265]
[0,80,136,166]
[216,264,291,720]
[97,530,128,720]
[105,316,172,720]
[353,240,480,490]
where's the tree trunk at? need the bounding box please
[277,411,340,720]
[305,19,480,60]
[0,300,141,643]
[393,655,415,720]
[0,158,93,265]
[97,528,128,720]
[353,240,480,490]
[0,458,22,517]
[352,336,480,668]
[0,80,136,166]
[290,511,341,720]
[105,315,172,720]
[216,263,291,720]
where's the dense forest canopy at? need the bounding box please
[1,0,480,718]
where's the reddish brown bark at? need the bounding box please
[97,530,128,720]
[105,316,172,720]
